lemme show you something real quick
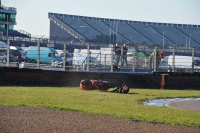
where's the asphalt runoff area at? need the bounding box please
[144,98,200,112]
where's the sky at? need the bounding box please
[2,0,200,37]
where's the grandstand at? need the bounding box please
[48,12,200,48]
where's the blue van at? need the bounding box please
[26,46,63,64]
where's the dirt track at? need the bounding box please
[1,106,199,133]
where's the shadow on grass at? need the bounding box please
[102,90,139,95]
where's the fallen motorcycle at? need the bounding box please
[80,79,113,91]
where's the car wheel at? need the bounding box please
[2,59,6,63]
[31,59,37,63]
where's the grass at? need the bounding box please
[0,86,200,127]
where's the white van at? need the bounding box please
[158,55,200,72]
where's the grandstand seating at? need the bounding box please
[128,23,164,44]
[83,18,110,35]
[61,16,99,41]
[177,26,200,45]
[49,13,200,47]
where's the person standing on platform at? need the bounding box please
[114,43,121,67]
[121,43,128,68]
[149,46,160,71]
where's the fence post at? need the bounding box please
[37,41,40,69]
[160,74,168,89]
[132,47,135,72]
[63,42,66,70]
[99,51,101,67]
[6,39,10,67]
[153,47,157,72]
[172,47,175,72]
[110,46,113,72]
[192,48,194,72]
[104,54,106,67]
[86,44,90,71]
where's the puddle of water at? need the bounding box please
[143,98,200,106]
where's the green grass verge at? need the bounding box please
[0,86,200,127]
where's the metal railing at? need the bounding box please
[1,40,200,73]
[0,5,17,11]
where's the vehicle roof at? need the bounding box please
[28,46,57,53]
[0,41,7,48]
[10,46,21,48]
[165,55,200,62]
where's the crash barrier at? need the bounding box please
[0,67,200,89]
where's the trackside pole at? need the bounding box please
[104,54,107,67]
[153,47,157,72]
[37,41,40,69]
[63,42,66,70]
[7,39,10,67]
[160,74,168,89]
[172,47,175,72]
[192,48,194,72]
[132,47,135,72]
[111,45,113,72]
[86,44,90,71]
[99,51,101,67]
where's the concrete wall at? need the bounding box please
[0,67,199,89]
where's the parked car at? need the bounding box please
[0,53,16,63]
[0,52,6,60]
[0,41,7,50]
[10,46,26,59]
